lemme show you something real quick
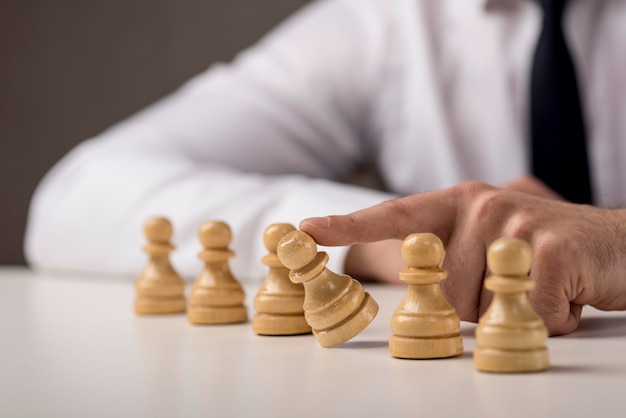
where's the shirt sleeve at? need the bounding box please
[24,0,396,281]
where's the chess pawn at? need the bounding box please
[474,238,549,372]
[389,233,463,359]
[252,224,311,335]
[276,230,379,348]
[134,217,186,314]
[188,221,248,324]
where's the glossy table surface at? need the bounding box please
[1,267,625,418]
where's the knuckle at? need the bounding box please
[451,180,492,200]
[470,189,514,222]
[502,211,534,240]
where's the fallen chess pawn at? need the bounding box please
[276,230,378,347]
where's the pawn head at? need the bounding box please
[276,230,318,270]
[401,232,444,269]
[198,220,232,249]
[263,223,297,253]
[144,216,173,243]
[487,238,532,277]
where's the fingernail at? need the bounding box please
[301,216,330,228]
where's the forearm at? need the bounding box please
[24,134,393,279]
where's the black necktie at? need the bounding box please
[530,0,593,203]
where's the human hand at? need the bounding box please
[300,181,626,335]
[341,176,559,286]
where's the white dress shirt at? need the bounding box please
[25,0,626,280]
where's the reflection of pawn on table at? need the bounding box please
[276,230,379,348]
[253,224,311,336]
[188,221,248,324]
[134,217,186,314]
[389,233,463,359]
[474,238,549,373]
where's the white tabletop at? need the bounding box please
[1,266,625,418]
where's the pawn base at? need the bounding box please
[313,292,379,348]
[135,297,186,314]
[474,346,549,373]
[252,313,312,336]
[188,304,248,325]
[389,333,463,359]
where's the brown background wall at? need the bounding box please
[0,0,310,264]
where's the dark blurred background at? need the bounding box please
[0,0,310,265]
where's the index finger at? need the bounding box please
[300,189,458,246]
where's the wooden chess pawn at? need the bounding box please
[188,221,248,324]
[389,233,463,359]
[134,217,186,314]
[252,224,311,336]
[474,238,549,373]
[276,230,379,348]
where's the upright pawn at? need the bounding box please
[134,217,186,314]
[474,238,549,372]
[252,224,311,335]
[188,221,248,324]
[277,230,379,347]
[389,233,463,359]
